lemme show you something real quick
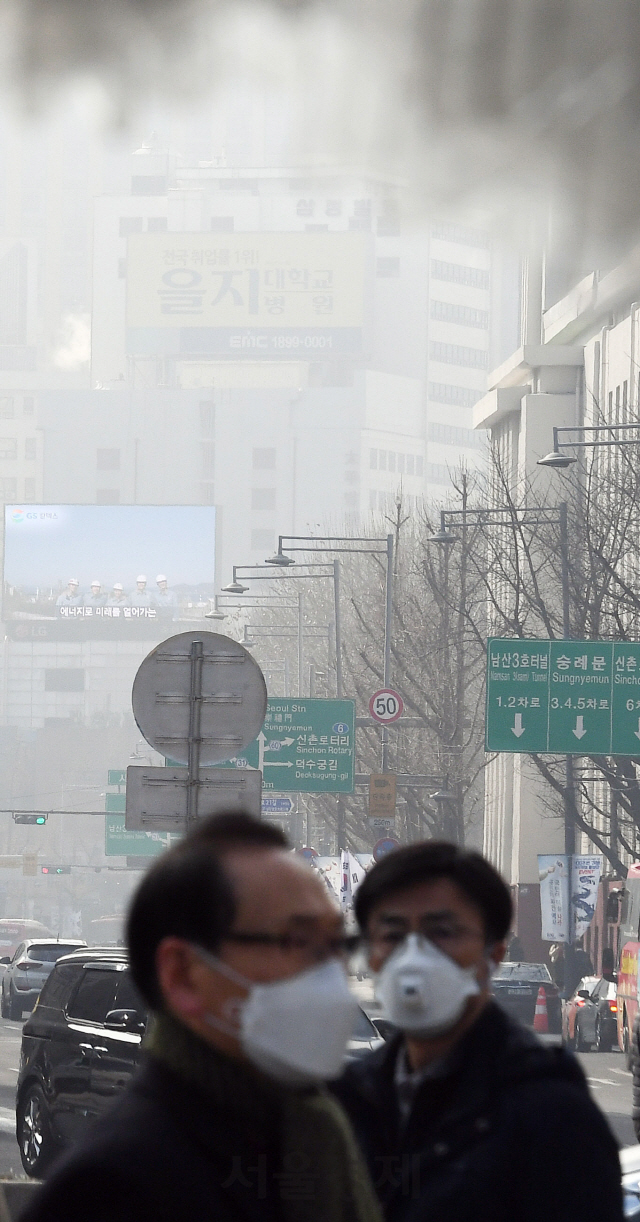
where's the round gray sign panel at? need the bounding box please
[131,630,267,766]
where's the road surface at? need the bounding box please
[0,1003,633,1179]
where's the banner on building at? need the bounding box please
[126,231,369,358]
[538,854,570,942]
[571,855,603,941]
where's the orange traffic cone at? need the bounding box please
[533,986,549,1033]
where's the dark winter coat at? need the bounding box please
[21,1057,286,1222]
[21,1044,381,1222]
[631,1011,640,1140]
[333,1001,623,1222]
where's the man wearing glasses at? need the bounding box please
[333,841,622,1222]
[23,813,380,1222]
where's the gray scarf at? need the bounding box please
[146,1012,383,1222]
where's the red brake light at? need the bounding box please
[576,998,586,1007]
[609,1002,618,1012]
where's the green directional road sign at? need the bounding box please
[486,638,640,755]
[485,639,550,752]
[212,697,355,792]
[108,770,127,787]
[105,815,170,857]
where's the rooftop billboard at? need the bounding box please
[126,231,369,359]
[4,505,216,638]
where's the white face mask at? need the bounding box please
[192,945,359,1086]
[376,933,481,1038]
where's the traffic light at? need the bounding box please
[41,865,71,875]
[13,813,47,825]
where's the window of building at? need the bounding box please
[24,477,36,500]
[349,216,370,231]
[119,217,143,237]
[428,422,483,448]
[344,491,358,508]
[0,477,17,498]
[97,449,120,471]
[210,217,234,232]
[387,451,396,472]
[199,401,215,435]
[251,529,275,551]
[22,396,34,415]
[376,257,400,278]
[44,669,85,692]
[96,489,120,504]
[370,449,378,469]
[430,300,489,328]
[325,201,342,217]
[252,488,276,511]
[117,258,126,279]
[353,200,371,218]
[201,443,215,479]
[147,217,168,232]
[67,968,118,1022]
[0,438,17,459]
[428,383,481,409]
[0,397,14,419]
[426,463,451,484]
[430,260,490,290]
[429,342,488,369]
[253,448,276,470]
[296,200,315,217]
[431,222,490,247]
[24,438,36,460]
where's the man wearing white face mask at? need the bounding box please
[333,841,622,1222]
[22,813,382,1222]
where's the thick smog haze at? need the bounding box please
[0,0,638,1187]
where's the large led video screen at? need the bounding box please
[4,505,216,635]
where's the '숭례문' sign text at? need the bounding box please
[486,638,640,755]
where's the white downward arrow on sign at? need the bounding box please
[573,716,587,740]
[511,714,525,738]
[634,719,640,742]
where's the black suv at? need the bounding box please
[16,947,147,1177]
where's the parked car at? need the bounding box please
[16,945,384,1177]
[491,961,562,1034]
[0,940,86,1020]
[16,946,146,1176]
[564,975,618,1052]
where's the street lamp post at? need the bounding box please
[538,423,640,469]
[266,534,394,769]
[430,501,577,974]
[220,563,341,698]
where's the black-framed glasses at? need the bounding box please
[367,923,484,949]
[223,931,361,957]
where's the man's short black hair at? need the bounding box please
[126,812,288,1010]
[354,840,512,944]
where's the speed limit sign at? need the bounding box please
[369,689,404,724]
